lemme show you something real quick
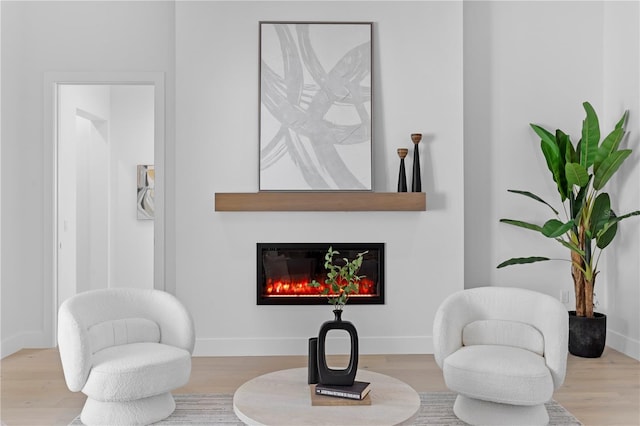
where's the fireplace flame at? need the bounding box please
[264,278,377,297]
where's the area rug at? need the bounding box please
[70,392,582,425]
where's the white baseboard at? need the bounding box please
[193,336,433,357]
[1,331,48,359]
[607,329,640,361]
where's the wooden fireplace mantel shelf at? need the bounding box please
[214,192,426,212]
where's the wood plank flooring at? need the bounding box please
[1,347,638,425]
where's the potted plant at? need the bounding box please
[497,102,639,357]
[309,246,367,385]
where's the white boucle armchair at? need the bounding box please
[58,288,195,425]
[433,286,568,426]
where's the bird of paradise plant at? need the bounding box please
[498,102,639,318]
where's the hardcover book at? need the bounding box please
[314,381,371,400]
[310,387,372,406]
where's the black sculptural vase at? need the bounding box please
[316,309,359,386]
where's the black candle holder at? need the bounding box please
[411,133,422,192]
[397,148,408,192]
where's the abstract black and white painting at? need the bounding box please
[259,22,373,191]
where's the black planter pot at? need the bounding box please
[568,311,607,358]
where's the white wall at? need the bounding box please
[1,1,175,357]
[465,0,603,294]
[58,85,111,305]
[464,1,640,359]
[110,85,155,289]
[601,1,640,359]
[75,113,110,293]
[175,1,464,356]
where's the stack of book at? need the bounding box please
[311,381,372,406]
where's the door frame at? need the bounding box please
[43,72,166,346]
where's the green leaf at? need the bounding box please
[601,210,640,228]
[497,256,551,268]
[576,139,582,163]
[593,149,632,190]
[556,129,569,160]
[565,162,590,188]
[563,132,578,164]
[531,123,558,151]
[596,210,640,249]
[595,127,624,173]
[615,110,629,130]
[614,210,640,221]
[555,238,585,256]
[542,219,574,238]
[596,219,617,249]
[555,130,570,195]
[540,140,567,200]
[507,189,559,215]
[572,178,590,219]
[499,219,544,233]
[590,193,611,236]
[581,102,600,168]
[532,124,567,200]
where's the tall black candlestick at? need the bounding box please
[411,133,422,192]
[397,148,408,192]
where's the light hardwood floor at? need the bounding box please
[1,347,638,425]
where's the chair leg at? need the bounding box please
[81,392,176,426]
[453,394,549,426]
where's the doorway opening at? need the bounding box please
[44,72,166,347]
[56,84,155,311]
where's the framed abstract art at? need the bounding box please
[137,164,154,219]
[259,22,373,191]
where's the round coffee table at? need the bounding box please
[233,367,421,425]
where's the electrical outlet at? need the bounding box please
[561,290,570,304]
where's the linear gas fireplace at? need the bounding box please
[257,243,385,305]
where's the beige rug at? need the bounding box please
[70,392,582,425]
